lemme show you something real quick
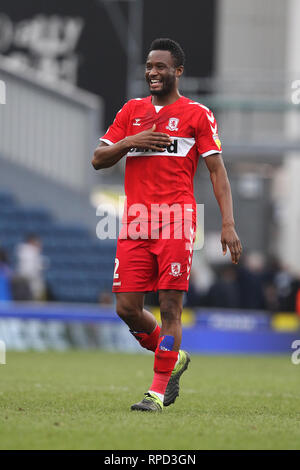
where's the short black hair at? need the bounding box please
[148,38,185,68]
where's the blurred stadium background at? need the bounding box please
[0,0,300,356]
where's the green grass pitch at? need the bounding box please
[0,351,299,450]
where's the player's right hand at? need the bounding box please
[125,124,172,152]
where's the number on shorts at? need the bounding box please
[114,258,119,279]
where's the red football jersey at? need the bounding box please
[100,96,222,224]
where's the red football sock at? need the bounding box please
[130,324,161,352]
[149,336,179,396]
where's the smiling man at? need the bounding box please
[92,38,242,412]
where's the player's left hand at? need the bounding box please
[221,224,242,265]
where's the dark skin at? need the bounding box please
[92,50,242,351]
[115,290,183,351]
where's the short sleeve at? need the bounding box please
[195,107,222,157]
[100,101,131,145]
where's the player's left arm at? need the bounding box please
[204,154,242,264]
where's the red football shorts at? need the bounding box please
[112,220,196,292]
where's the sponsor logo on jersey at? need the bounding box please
[206,110,218,134]
[127,137,195,158]
[206,112,215,124]
[130,140,178,154]
[169,262,182,277]
[133,118,141,126]
[166,117,179,131]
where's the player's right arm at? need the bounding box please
[92,124,172,170]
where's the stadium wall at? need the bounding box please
[0,157,99,232]
[0,57,102,193]
[0,303,299,355]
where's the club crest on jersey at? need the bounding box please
[133,118,141,126]
[169,262,182,277]
[166,117,179,132]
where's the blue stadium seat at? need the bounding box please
[0,191,17,206]
[0,191,116,303]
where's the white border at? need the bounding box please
[100,138,114,145]
[201,150,222,157]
